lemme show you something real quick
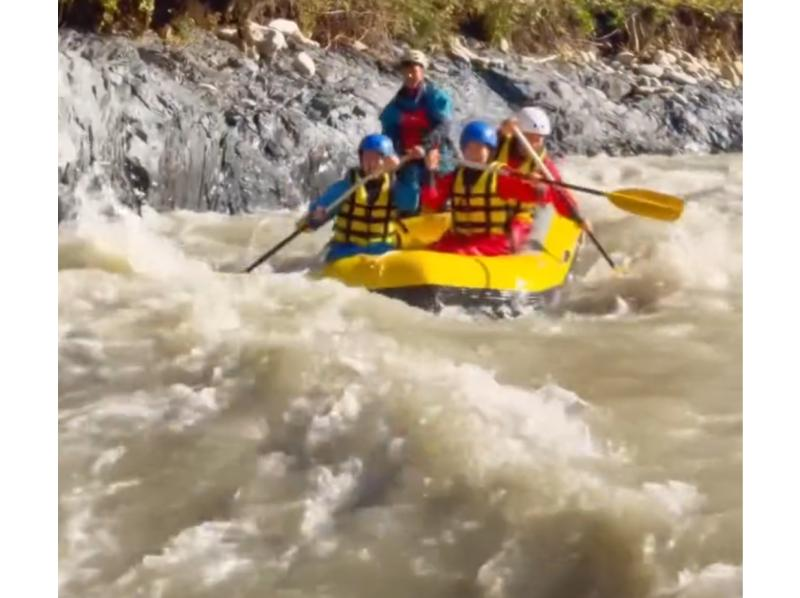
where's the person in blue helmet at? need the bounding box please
[421,121,574,256]
[379,49,456,215]
[305,134,414,263]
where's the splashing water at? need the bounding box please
[59,154,742,598]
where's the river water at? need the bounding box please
[58,153,742,598]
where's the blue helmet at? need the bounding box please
[459,120,498,151]
[358,134,396,157]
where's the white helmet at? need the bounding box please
[399,49,429,69]
[516,106,551,136]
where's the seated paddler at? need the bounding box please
[496,106,580,219]
[305,133,413,263]
[420,120,577,257]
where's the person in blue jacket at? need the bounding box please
[379,49,456,214]
[305,134,415,263]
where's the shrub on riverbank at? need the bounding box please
[58,0,742,61]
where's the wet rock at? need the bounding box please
[654,50,677,66]
[216,26,238,44]
[293,52,316,78]
[267,18,320,48]
[663,68,698,86]
[595,62,615,75]
[634,84,658,96]
[698,59,719,80]
[499,38,511,54]
[448,36,475,65]
[616,51,636,67]
[682,60,703,76]
[586,86,606,102]
[226,56,257,72]
[57,29,742,218]
[550,79,575,100]
[257,29,287,61]
[670,92,690,106]
[448,36,493,68]
[248,23,268,43]
[267,18,300,36]
[636,64,664,78]
[602,77,633,102]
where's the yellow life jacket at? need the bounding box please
[495,137,544,228]
[495,136,547,176]
[449,163,532,237]
[333,170,398,247]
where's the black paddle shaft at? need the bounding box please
[559,194,618,271]
[540,177,607,198]
[242,159,414,275]
[583,227,617,270]
[243,228,304,273]
[542,179,618,271]
[494,148,621,270]
[497,164,608,199]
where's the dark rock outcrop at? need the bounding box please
[58,29,742,218]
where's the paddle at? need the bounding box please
[510,126,627,271]
[242,156,412,273]
[459,158,684,223]
[242,227,305,273]
[519,177,684,222]
[511,128,684,222]
[459,157,620,271]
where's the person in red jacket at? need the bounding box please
[420,120,576,256]
[495,106,582,223]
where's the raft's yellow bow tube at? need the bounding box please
[318,208,583,315]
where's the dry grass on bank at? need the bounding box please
[58,0,742,60]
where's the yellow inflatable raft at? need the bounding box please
[320,206,584,315]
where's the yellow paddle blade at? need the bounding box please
[607,188,685,221]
